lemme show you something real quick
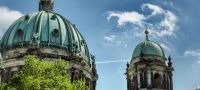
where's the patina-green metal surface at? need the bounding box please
[132,40,165,59]
[0,11,90,62]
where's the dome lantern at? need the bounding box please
[131,27,166,61]
[39,0,54,11]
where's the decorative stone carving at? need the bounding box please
[31,33,40,47]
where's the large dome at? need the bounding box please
[132,40,165,59]
[0,0,98,88]
[0,11,90,61]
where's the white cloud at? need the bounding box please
[104,35,117,42]
[0,6,23,38]
[160,43,171,51]
[184,50,200,64]
[105,3,178,52]
[184,50,200,58]
[107,3,178,38]
[107,11,146,27]
[158,11,177,36]
[142,3,164,15]
[104,34,128,47]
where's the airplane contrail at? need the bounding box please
[95,55,188,64]
[96,60,129,64]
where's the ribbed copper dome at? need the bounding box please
[0,11,90,62]
[132,40,165,60]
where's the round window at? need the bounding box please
[17,29,23,36]
[52,29,59,36]
[51,15,57,20]
[24,15,29,20]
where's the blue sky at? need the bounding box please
[0,0,200,90]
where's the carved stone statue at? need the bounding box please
[31,32,40,47]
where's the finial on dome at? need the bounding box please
[144,26,149,41]
[39,0,54,11]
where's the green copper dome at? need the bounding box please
[132,40,165,59]
[0,11,90,61]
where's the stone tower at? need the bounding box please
[0,0,98,90]
[125,28,174,90]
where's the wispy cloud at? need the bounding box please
[104,35,117,42]
[0,6,23,38]
[105,3,178,51]
[184,50,200,64]
[107,11,145,27]
[107,3,178,38]
[184,50,200,58]
[142,3,164,15]
[160,43,171,52]
[103,34,128,47]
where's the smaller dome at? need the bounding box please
[132,40,165,59]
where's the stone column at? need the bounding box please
[137,71,141,88]
[126,75,129,90]
[169,72,173,90]
[0,73,1,83]
[163,73,166,89]
[151,71,154,88]
[147,69,151,87]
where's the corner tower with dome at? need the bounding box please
[0,0,98,89]
[125,28,174,90]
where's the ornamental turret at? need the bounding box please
[125,28,174,90]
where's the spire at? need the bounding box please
[39,0,54,11]
[144,27,149,41]
[126,62,129,67]
[168,56,172,67]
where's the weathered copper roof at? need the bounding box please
[132,40,165,59]
[0,10,91,62]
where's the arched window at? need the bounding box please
[13,29,24,44]
[133,76,138,90]
[140,72,144,87]
[51,29,60,44]
[140,71,147,88]
[163,74,166,89]
[153,73,162,88]
[24,15,29,20]
[144,71,147,87]
[51,15,56,20]
[70,68,75,82]
[151,72,154,87]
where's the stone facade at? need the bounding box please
[126,55,173,90]
[126,29,174,90]
[0,47,98,90]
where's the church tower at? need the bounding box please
[125,28,174,90]
[0,0,98,90]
